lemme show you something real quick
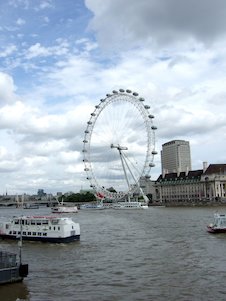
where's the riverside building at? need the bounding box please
[155,163,226,205]
[161,140,191,174]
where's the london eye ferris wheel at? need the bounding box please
[82,89,157,200]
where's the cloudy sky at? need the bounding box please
[1,0,226,195]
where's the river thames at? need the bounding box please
[1,206,226,301]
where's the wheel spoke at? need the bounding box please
[83,89,157,200]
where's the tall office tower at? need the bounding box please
[161,140,192,174]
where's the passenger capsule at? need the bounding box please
[84,168,89,171]
[95,105,100,109]
[149,163,155,167]
[84,130,89,134]
[152,150,158,155]
[149,114,154,119]
[87,121,92,125]
[83,140,88,143]
[100,99,105,102]
[133,92,139,96]
[82,149,87,153]
[112,90,118,94]
[139,97,145,101]
[144,105,150,109]
[119,89,125,93]
[151,126,157,130]
[91,113,96,116]
[126,89,131,93]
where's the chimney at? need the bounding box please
[203,161,208,173]
[162,169,166,179]
[186,166,189,176]
[177,167,180,177]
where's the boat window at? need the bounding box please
[18,231,21,235]
[42,220,48,225]
[6,224,9,229]
[53,226,56,231]
[32,232,36,236]
[28,232,31,235]
[43,233,47,236]
[21,220,25,225]
[14,220,19,225]
[31,220,36,225]
[25,220,30,225]
[23,231,26,235]
[13,231,17,235]
[52,219,59,225]
[38,232,42,236]
[49,226,51,230]
[221,219,226,226]
[9,231,12,234]
[72,226,74,229]
[37,221,41,225]
[58,226,60,230]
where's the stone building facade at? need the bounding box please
[154,163,226,205]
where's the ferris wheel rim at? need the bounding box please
[82,89,157,200]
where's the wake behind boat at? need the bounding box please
[0,215,80,243]
[207,213,226,233]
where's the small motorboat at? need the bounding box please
[207,213,226,233]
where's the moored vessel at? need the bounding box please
[0,215,80,243]
[0,250,28,285]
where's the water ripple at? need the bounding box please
[1,207,226,300]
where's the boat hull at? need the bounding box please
[207,226,226,234]
[0,250,28,285]
[0,266,27,285]
[0,234,80,243]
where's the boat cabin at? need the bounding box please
[212,214,226,228]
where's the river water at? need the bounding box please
[1,206,226,301]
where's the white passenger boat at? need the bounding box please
[113,201,148,209]
[207,213,226,233]
[80,202,105,210]
[51,205,78,213]
[51,199,78,213]
[0,216,80,243]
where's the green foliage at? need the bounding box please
[63,192,95,203]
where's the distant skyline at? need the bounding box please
[1,0,226,194]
